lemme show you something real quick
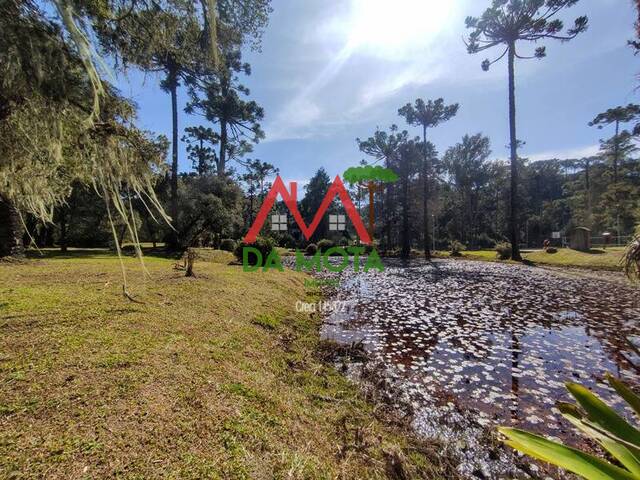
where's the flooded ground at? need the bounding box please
[317,259,640,478]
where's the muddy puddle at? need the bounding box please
[313,258,640,478]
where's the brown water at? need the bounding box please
[319,259,640,477]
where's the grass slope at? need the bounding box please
[0,251,448,479]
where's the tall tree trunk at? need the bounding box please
[613,120,620,187]
[400,164,410,259]
[584,159,592,228]
[384,155,393,252]
[218,118,227,178]
[422,125,431,260]
[367,181,375,241]
[613,120,620,238]
[168,67,179,250]
[218,72,229,178]
[0,195,24,257]
[59,209,68,253]
[507,43,522,261]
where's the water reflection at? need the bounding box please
[320,259,640,447]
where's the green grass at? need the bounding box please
[435,247,626,271]
[523,247,625,270]
[0,250,449,479]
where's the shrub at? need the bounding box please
[279,233,296,249]
[233,236,275,265]
[317,239,335,252]
[495,242,512,260]
[449,240,467,257]
[476,233,496,249]
[305,243,318,255]
[545,247,558,254]
[220,238,236,252]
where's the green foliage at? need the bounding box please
[185,48,265,177]
[465,0,588,69]
[183,126,218,175]
[174,175,243,248]
[343,165,399,184]
[589,104,640,132]
[398,98,459,131]
[317,239,335,253]
[219,238,236,252]
[272,232,296,249]
[305,243,318,256]
[233,236,274,265]
[356,125,410,165]
[499,374,640,480]
[495,242,512,260]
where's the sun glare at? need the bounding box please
[346,0,454,56]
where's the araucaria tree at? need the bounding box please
[465,0,588,261]
[183,126,218,175]
[357,125,409,250]
[589,104,640,187]
[398,98,458,260]
[186,48,265,178]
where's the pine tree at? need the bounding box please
[465,0,588,260]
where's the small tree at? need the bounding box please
[465,0,588,260]
[398,98,458,260]
[183,126,218,175]
[343,165,398,241]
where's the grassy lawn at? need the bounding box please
[0,250,447,479]
[523,247,625,270]
[435,247,626,271]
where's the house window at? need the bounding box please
[271,214,288,231]
[329,214,346,231]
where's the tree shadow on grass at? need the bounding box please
[25,246,182,260]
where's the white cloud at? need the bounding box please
[526,144,600,161]
[263,0,470,141]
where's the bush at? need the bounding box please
[279,233,296,249]
[476,233,496,249]
[545,246,558,254]
[495,242,512,260]
[220,238,236,252]
[305,243,318,255]
[317,239,335,252]
[233,236,275,265]
[449,240,467,257]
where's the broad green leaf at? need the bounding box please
[567,383,640,448]
[559,403,640,476]
[498,427,637,480]
[607,374,640,418]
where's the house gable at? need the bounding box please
[243,175,371,244]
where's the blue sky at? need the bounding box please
[116,0,638,185]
